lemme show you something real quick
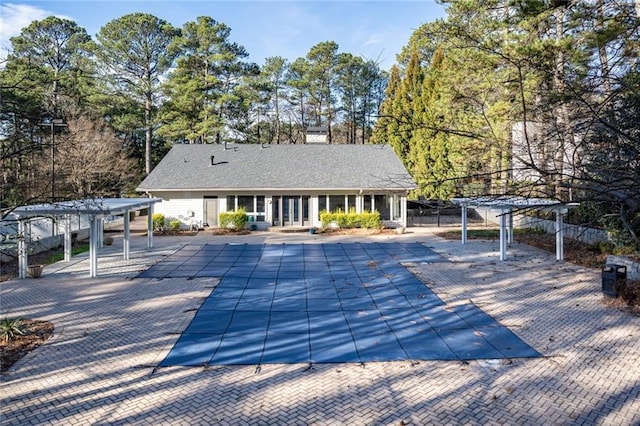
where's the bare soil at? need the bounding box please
[0,319,54,372]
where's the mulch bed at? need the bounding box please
[1,319,54,372]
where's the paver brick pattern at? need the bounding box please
[1,229,639,425]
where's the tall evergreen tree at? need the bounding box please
[335,54,387,144]
[93,13,179,174]
[258,56,289,144]
[379,49,424,165]
[157,16,258,144]
[305,41,339,142]
[8,16,92,116]
[370,64,401,146]
[1,16,93,207]
[409,48,455,199]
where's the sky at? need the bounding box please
[0,0,447,70]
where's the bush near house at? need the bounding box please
[219,209,248,229]
[169,219,181,231]
[152,213,166,232]
[320,210,381,229]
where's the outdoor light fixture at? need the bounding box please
[39,118,67,202]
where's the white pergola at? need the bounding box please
[451,197,579,261]
[7,198,161,278]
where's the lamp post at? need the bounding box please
[39,118,67,203]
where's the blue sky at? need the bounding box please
[0,0,447,70]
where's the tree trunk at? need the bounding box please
[553,6,569,200]
[275,86,281,144]
[145,93,152,175]
[597,0,612,95]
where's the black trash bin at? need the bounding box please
[601,264,627,298]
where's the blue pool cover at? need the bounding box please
[143,243,540,366]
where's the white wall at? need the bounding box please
[149,190,410,229]
[151,192,208,229]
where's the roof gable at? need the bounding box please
[137,144,416,192]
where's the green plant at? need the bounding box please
[612,245,637,255]
[598,241,615,254]
[359,211,381,229]
[601,215,639,253]
[169,219,181,231]
[47,244,90,263]
[1,318,24,342]
[320,210,381,229]
[219,208,248,229]
[152,213,166,232]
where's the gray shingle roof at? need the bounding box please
[137,144,416,192]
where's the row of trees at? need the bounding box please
[1,13,387,210]
[372,0,639,247]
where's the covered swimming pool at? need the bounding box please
[139,242,539,366]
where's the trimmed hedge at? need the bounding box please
[320,210,381,229]
[219,209,249,229]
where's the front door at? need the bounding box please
[283,196,299,226]
[272,196,308,226]
[204,197,218,227]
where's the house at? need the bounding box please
[136,143,416,229]
[305,126,328,144]
[511,121,580,182]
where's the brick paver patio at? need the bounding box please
[1,228,639,425]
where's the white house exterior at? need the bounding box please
[136,144,416,229]
[511,121,581,182]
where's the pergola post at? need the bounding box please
[461,205,468,244]
[98,218,104,248]
[63,215,72,262]
[508,210,514,244]
[147,204,154,249]
[89,215,98,278]
[555,210,564,261]
[123,210,130,260]
[499,210,507,261]
[18,219,27,279]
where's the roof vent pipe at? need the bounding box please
[210,155,215,166]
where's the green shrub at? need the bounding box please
[320,210,336,228]
[598,241,615,254]
[513,226,546,236]
[152,213,166,232]
[602,215,639,253]
[359,211,381,229]
[1,318,24,342]
[219,208,248,229]
[612,245,637,255]
[169,219,181,231]
[320,210,381,229]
